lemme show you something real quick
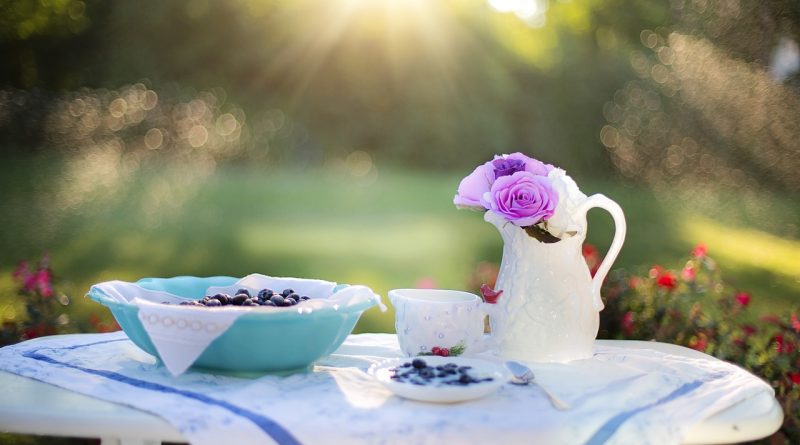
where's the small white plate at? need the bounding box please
[369,356,510,403]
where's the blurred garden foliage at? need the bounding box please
[1,0,797,205]
[0,0,792,178]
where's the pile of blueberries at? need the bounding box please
[174,288,311,308]
[390,358,494,386]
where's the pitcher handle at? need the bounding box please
[576,194,626,311]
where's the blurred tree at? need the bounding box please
[7,0,796,183]
[602,0,800,199]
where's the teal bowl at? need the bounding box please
[87,276,379,374]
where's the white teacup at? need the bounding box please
[389,289,487,357]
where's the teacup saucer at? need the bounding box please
[368,356,510,403]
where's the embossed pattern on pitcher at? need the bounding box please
[483,193,626,363]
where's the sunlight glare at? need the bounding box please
[488,0,547,26]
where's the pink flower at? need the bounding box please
[621,311,635,336]
[735,292,751,307]
[453,153,553,210]
[482,171,558,227]
[415,277,438,289]
[648,265,663,278]
[692,243,708,258]
[742,325,757,336]
[656,271,678,291]
[36,269,53,297]
[791,313,800,333]
[12,261,30,283]
[453,161,495,209]
[681,264,696,282]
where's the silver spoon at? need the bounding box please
[506,360,571,410]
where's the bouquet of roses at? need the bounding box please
[453,152,586,242]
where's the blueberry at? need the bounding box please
[213,293,230,304]
[232,294,249,305]
[412,358,427,369]
[401,362,412,368]
[205,299,221,307]
[458,366,472,373]
[263,300,276,306]
[281,289,294,297]
[459,374,472,384]
[300,296,311,301]
[257,289,273,300]
[420,368,435,379]
[270,295,285,306]
[285,297,297,305]
[236,289,251,297]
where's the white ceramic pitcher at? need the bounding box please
[483,193,626,363]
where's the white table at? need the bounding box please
[0,340,783,445]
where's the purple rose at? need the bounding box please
[493,152,553,177]
[453,161,495,209]
[492,157,526,178]
[482,171,558,226]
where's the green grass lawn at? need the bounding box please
[0,155,797,334]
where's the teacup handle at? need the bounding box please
[576,194,626,311]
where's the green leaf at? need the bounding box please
[523,224,562,243]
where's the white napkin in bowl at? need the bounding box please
[90,275,385,376]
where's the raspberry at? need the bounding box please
[440,348,450,357]
[431,347,442,355]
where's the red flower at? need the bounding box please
[774,334,795,354]
[480,284,503,304]
[681,264,696,282]
[734,292,751,307]
[656,272,678,290]
[582,244,601,277]
[621,311,635,336]
[789,372,800,385]
[692,243,708,258]
[791,313,800,334]
[742,325,757,336]
[690,334,708,352]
